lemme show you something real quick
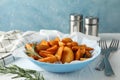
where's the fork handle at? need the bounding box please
[95,59,105,71]
[104,56,114,76]
[95,50,111,71]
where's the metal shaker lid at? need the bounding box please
[85,16,99,24]
[70,14,83,21]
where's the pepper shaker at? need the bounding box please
[70,14,83,34]
[84,16,99,36]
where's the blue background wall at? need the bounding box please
[0,0,120,33]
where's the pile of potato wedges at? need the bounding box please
[25,37,94,64]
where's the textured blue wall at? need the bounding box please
[0,0,120,33]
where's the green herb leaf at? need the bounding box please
[0,65,45,80]
[25,43,42,58]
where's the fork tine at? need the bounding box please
[99,40,107,55]
[99,40,101,47]
[115,40,119,50]
[109,39,119,51]
[109,40,114,48]
[101,40,107,49]
[103,40,107,49]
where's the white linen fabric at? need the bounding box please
[0,30,40,65]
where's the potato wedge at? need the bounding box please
[36,40,50,51]
[38,56,57,63]
[49,40,58,46]
[61,46,74,64]
[79,46,86,58]
[86,47,94,51]
[71,41,78,46]
[58,41,65,47]
[55,46,64,60]
[39,50,55,55]
[80,58,89,61]
[48,37,60,46]
[62,38,73,43]
[54,37,60,42]
[46,45,58,54]
[85,51,92,58]
[75,48,81,60]
[66,42,72,48]
[72,46,79,51]
[39,51,54,57]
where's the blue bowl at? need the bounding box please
[28,45,101,73]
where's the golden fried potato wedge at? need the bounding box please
[39,50,55,55]
[38,56,57,63]
[79,44,87,47]
[66,42,72,48]
[62,38,73,43]
[79,47,86,58]
[71,41,78,47]
[39,40,50,47]
[72,46,79,51]
[46,45,58,53]
[39,51,54,58]
[61,46,74,64]
[86,47,94,51]
[49,40,58,46]
[80,58,89,61]
[54,37,60,42]
[58,41,65,47]
[85,51,92,58]
[36,40,50,51]
[75,48,81,60]
[48,37,60,46]
[55,46,64,60]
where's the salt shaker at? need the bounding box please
[70,14,83,34]
[84,16,99,36]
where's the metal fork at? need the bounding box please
[96,39,119,76]
[95,40,108,71]
[104,39,119,76]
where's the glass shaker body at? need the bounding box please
[84,17,99,36]
[70,14,83,34]
[84,24,98,36]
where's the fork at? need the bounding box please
[96,39,119,76]
[96,39,119,71]
[95,40,108,71]
[104,40,119,76]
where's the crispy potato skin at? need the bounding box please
[39,51,54,58]
[61,46,74,64]
[62,38,73,43]
[46,45,58,53]
[55,46,64,61]
[36,40,50,52]
[38,56,57,63]
[75,48,81,60]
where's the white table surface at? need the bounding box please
[0,33,120,80]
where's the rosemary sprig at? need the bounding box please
[0,65,45,80]
[25,43,42,58]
